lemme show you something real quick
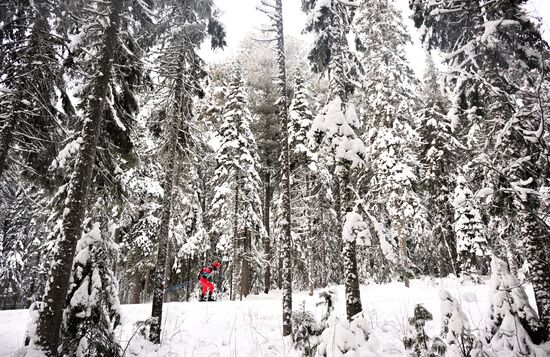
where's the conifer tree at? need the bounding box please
[61,218,121,357]
[35,1,125,353]
[209,67,264,301]
[452,175,489,280]
[439,290,474,357]
[477,257,546,356]
[355,0,426,286]
[416,53,461,276]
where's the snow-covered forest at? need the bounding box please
[0,0,549,356]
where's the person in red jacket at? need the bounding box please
[198,261,221,301]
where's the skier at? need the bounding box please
[198,261,221,301]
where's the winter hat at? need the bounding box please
[212,261,221,269]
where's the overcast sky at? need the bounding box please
[201,0,550,77]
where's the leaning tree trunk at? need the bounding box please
[36,1,123,354]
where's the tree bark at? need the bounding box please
[241,228,251,298]
[268,0,293,337]
[0,115,15,178]
[149,120,178,344]
[341,169,362,321]
[36,1,123,354]
[130,272,142,304]
[263,170,271,293]
[231,177,240,301]
[306,174,314,296]
[521,209,550,340]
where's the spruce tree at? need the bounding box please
[209,67,264,301]
[452,175,489,280]
[478,257,546,356]
[416,53,461,276]
[355,0,426,286]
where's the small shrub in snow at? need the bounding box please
[440,290,474,357]
[315,313,373,357]
[292,302,322,357]
[403,304,443,357]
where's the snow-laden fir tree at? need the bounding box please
[452,175,489,280]
[355,0,426,287]
[416,53,462,276]
[0,0,65,180]
[60,213,121,356]
[474,257,546,356]
[411,0,550,339]
[287,72,318,295]
[209,66,264,301]
[303,0,367,322]
[439,290,474,357]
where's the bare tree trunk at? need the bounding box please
[0,116,15,178]
[231,178,240,301]
[306,174,314,296]
[263,170,271,293]
[241,228,251,297]
[341,170,362,321]
[143,269,150,303]
[149,122,178,344]
[36,1,123,353]
[130,272,142,304]
[521,209,550,340]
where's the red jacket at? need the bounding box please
[199,266,214,281]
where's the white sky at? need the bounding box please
[201,0,550,77]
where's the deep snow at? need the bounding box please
[0,277,540,356]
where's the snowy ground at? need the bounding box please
[0,277,538,356]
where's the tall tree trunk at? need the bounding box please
[263,170,271,293]
[398,223,410,288]
[143,269,151,303]
[306,174,314,296]
[341,170,362,321]
[36,1,123,353]
[522,209,550,340]
[163,240,173,302]
[231,178,240,301]
[241,228,251,297]
[149,121,178,344]
[0,116,15,178]
[271,0,293,337]
[131,272,142,304]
